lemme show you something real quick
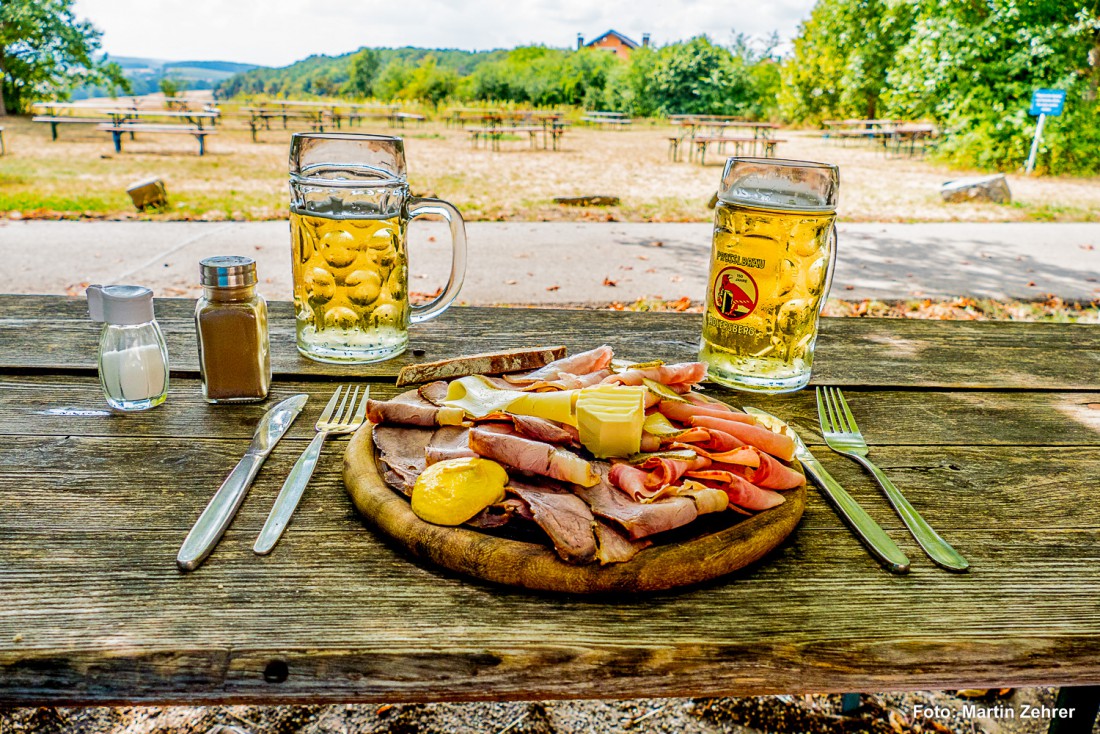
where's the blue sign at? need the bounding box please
[1029,89,1066,116]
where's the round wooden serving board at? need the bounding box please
[343,424,806,594]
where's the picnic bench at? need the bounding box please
[466,124,565,151]
[581,111,632,129]
[690,135,786,165]
[98,123,216,156]
[1,293,1100,734]
[0,126,4,155]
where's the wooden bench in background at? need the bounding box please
[466,125,565,151]
[97,123,216,156]
[692,136,785,165]
[32,116,111,141]
[0,127,4,155]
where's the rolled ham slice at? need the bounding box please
[503,345,614,385]
[608,455,710,501]
[658,400,757,425]
[602,362,707,390]
[690,415,796,462]
[739,448,806,490]
[367,396,465,427]
[469,427,599,487]
[687,471,786,511]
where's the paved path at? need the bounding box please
[4,220,1099,303]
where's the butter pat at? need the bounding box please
[576,385,646,458]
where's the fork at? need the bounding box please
[816,386,969,572]
[254,385,369,555]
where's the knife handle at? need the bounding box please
[802,458,911,574]
[177,452,265,572]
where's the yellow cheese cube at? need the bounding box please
[575,385,646,458]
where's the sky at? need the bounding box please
[72,0,815,67]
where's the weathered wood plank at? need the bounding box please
[2,375,1097,448]
[1,436,1098,534]
[1,528,1099,704]
[1,296,1098,389]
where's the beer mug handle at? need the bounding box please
[818,223,838,314]
[406,197,468,324]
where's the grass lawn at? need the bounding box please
[1,104,1099,223]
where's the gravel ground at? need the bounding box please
[3,688,1097,734]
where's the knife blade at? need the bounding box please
[177,393,309,572]
[743,406,910,574]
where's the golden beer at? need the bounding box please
[700,158,838,392]
[291,210,410,361]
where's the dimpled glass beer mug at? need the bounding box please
[700,157,839,393]
[290,133,467,363]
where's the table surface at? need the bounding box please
[2,295,1099,705]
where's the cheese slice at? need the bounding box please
[575,385,646,458]
[443,375,525,418]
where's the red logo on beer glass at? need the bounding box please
[714,266,759,321]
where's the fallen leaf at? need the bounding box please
[376,704,393,715]
[645,268,657,274]
[1080,244,1095,251]
[649,240,664,247]
[546,285,560,292]
[637,254,649,260]
[428,236,436,243]
[603,278,617,287]
[1027,281,1036,287]
[845,285,855,290]
[505,279,517,285]
[888,709,908,733]
[669,275,683,283]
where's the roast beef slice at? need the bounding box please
[508,481,598,564]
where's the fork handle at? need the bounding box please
[854,456,970,572]
[254,432,328,555]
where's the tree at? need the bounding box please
[345,48,380,97]
[159,75,186,98]
[779,0,914,123]
[0,0,130,114]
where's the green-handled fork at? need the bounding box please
[816,386,969,572]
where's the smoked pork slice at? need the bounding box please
[371,424,433,495]
[690,415,796,462]
[424,426,475,465]
[417,381,450,406]
[688,471,786,511]
[658,400,756,425]
[367,395,465,427]
[602,362,708,390]
[503,345,614,385]
[508,481,598,564]
[574,468,699,540]
[396,346,567,386]
[739,449,806,490]
[469,427,599,486]
[594,520,651,565]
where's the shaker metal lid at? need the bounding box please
[200,255,257,287]
[87,284,156,326]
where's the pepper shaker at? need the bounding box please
[87,285,170,411]
[195,256,271,403]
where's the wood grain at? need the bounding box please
[342,424,806,594]
[3,295,1100,704]
[2,295,1098,389]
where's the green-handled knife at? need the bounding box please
[744,406,911,574]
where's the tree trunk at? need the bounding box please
[866,94,877,121]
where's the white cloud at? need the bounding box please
[74,0,815,67]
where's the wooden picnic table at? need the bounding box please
[1,294,1100,730]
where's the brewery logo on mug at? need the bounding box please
[713,266,758,321]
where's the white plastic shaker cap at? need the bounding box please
[87,285,156,326]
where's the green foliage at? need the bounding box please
[884,0,1100,175]
[0,0,130,114]
[780,0,915,122]
[345,48,380,97]
[158,75,186,98]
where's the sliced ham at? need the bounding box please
[417,380,451,406]
[371,424,433,495]
[739,448,806,490]
[608,455,710,501]
[508,481,597,564]
[658,400,756,425]
[503,345,614,385]
[424,426,475,465]
[367,395,465,427]
[690,415,796,462]
[602,362,708,390]
[479,413,578,446]
[469,427,599,487]
[594,520,651,565]
[688,470,786,511]
[574,466,699,540]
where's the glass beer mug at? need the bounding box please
[290,133,467,363]
[700,157,839,393]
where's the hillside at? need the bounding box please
[216,47,501,98]
[73,57,263,99]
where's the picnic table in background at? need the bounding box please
[465,122,566,151]
[581,110,633,129]
[2,293,1100,733]
[670,120,784,164]
[823,119,939,158]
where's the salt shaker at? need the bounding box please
[87,285,170,411]
[195,256,271,403]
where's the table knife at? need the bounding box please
[743,406,911,574]
[176,394,309,572]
